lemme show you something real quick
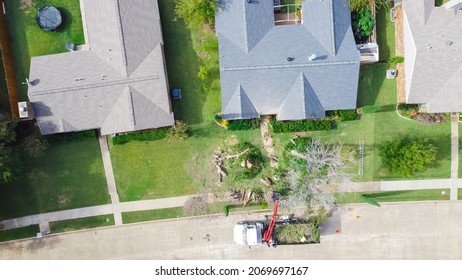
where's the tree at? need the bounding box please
[281,138,352,208]
[175,0,217,29]
[353,8,375,37]
[0,117,16,183]
[379,137,437,177]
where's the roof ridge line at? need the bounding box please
[329,0,336,56]
[31,75,159,96]
[114,0,129,76]
[223,60,358,71]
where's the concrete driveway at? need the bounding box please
[1,201,462,259]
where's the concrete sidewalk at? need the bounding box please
[2,177,461,231]
[0,196,195,230]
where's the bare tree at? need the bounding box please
[281,139,353,209]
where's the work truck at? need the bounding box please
[233,200,320,247]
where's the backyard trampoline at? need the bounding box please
[36,6,62,31]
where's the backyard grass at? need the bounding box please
[50,215,114,233]
[0,225,39,242]
[0,136,109,220]
[335,189,451,204]
[4,0,85,100]
[376,5,395,61]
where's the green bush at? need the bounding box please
[270,119,335,133]
[227,119,261,131]
[397,103,419,119]
[45,130,96,142]
[112,128,170,145]
[379,137,437,177]
[338,109,358,121]
[353,8,375,37]
[388,56,405,64]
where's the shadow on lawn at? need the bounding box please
[357,64,388,108]
[363,190,413,199]
[158,0,205,125]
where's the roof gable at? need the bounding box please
[278,73,325,120]
[223,84,259,119]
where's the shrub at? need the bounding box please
[338,109,358,121]
[379,137,437,177]
[112,128,170,145]
[388,56,405,64]
[353,8,375,37]
[270,119,335,133]
[174,0,218,29]
[397,104,419,119]
[45,130,96,142]
[170,120,189,140]
[197,65,208,80]
[227,118,261,131]
[183,196,207,216]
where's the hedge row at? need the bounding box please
[326,109,358,121]
[45,130,96,142]
[112,128,170,145]
[270,119,335,133]
[227,118,261,131]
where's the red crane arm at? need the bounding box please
[263,200,279,243]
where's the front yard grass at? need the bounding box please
[4,0,85,100]
[122,207,184,224]
[0,137,109,220]
[335,189,450,204]
[0,225,39,242]
[50,215,114,233]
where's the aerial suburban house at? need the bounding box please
[215,0,360,120]
[27,0,174,135]
[402,0,462,113]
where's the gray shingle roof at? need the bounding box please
[28,0,174,135]
[403,0,462,113]
[216,0,360,120]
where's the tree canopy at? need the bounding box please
[0,117,17,183]
[175,0,217,29]
[379,137,437,177]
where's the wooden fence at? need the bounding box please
[0,1,19,117]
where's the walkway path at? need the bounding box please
[260,116,278,167]
[98,134,122,225]
[0,196,193,230]
[450,113,459,200]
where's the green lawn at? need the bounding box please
[122,207,184,224]
[122,202,267,224]
[4,0,85,100]
[0,225,39,242]
[335,189,451,204]
[0,136,110,220]
[376,5,395,61]
[50,215,114,233]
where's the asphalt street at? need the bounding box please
[1,201,462,259]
